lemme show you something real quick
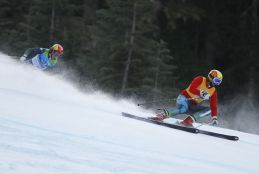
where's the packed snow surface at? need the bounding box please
[0,54,259,174]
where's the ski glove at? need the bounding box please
[20,55,27,62]
[212,116,218,126]
[200,90,211,100]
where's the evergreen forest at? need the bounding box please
[1,0,259,113]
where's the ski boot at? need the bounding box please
[150,110,169,121]
[179,116,195,127]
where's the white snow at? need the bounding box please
[0,53,259,174]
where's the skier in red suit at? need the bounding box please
[150,70,223,126]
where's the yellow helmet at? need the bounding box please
[52,44,63,54]
[208,70,223,85]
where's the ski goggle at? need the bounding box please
[53,50,62,57]
[213,77,222,85]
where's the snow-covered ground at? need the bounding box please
[0,53,259,174]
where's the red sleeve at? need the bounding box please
[188,76,203,96]
[210,90,217,116]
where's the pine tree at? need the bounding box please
[152,39,176,101]
[87,0,176,100]
[0,0,31,55]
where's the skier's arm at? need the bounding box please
[23,48,45,58]
[20,48,46,61]
[210,90,217,116]
[188,76,203,96]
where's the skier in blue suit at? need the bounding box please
[20,44,63,74]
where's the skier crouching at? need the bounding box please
[20,44,63,74]
[150,70,223,127]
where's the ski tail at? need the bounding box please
[199,130,239,141]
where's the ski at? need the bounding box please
[178,121,239,141]
[121,112,239,141]
[121,112,199,133]
[198,130,239,141]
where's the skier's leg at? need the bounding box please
[150,95,189,121]
[167,95,189,117]
[190,107,211,121]
[23,59,33,67]
[25,59,33,65]
[180,105,211,126]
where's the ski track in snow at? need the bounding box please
[1,116,258,174]
[1,53,259,174]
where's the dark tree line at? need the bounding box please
[1,0,259,106]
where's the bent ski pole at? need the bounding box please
[174,97,199,101]
[195,123,212,129]
[137,97,199,106]
[137,99,174,106]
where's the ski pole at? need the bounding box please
[137,99,174,106]
[174,97,199,101]
[195,123,212,129]
[137,97,199,106]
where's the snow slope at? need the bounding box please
[0,53,259,174]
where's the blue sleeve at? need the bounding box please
[24,48,45,57]
[53,62,60,74]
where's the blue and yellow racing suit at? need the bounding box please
[23,48,60,74]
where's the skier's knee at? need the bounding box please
[179,105,187,114]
